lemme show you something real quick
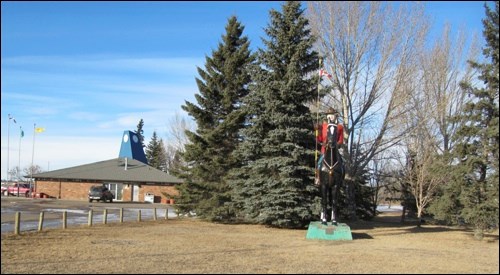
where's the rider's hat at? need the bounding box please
[326,107,338,115]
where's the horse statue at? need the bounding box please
[318,122,345,226]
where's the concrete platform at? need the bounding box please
[306,221,353,241]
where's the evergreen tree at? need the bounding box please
[176,16,254,220]
[230,1,319,228]
[431,2,499,238]
[146,131,167,172]
[135,119,145,148]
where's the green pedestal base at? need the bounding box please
[306,221,353,241]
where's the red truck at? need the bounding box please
[1,183,33,197]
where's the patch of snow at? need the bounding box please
[376,205,403,212]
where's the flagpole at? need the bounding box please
[7,114,16,183]
[18,126,23,176]
[31,123,36,196]
[315,58,323,177]
[7,114,10,182]
[18,126,22,196]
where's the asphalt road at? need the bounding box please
[1,196,176,233]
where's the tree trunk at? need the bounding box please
[400,205,406,223]
[344,175,357,221]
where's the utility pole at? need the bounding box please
[18,126,23,196]
[7,114,16,183]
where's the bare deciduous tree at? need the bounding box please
[396,23,478,224]
[307,1,429,219]
[165,112,194,174]
[419,24,479,154]
[401,129,449,226]
[167,112,192,152]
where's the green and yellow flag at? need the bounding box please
[35,127,45,133]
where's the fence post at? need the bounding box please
[153,208,157,221]
[165,208,168,220]
[14,212,21,235]
[62,211,67,229]
[38,211,44,231]
[137,209,141,222]
[103,209,107,224]
[120,208,124,223]
[88,209,93,227]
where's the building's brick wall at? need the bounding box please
[34,180,60,198]
[35,180,179,203]
[140,185,179,203]
[36,180,91,200]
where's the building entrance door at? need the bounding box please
[132,185,139,202]
[105,183,123,201]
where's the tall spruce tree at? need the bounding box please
[230,1,319,228]
[431,2,499,238]
[176,16,254,220]
[146,131,167,172]
[135,119,145,148]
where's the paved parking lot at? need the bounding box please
[1,196,176,233]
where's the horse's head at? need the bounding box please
[322,123,342,174]
[326,123,338,150]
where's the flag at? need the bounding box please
[35,127,45,133]
[319,69,332,78]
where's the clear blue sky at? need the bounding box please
[1,1,490,180]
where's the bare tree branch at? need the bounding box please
[307,1,430,219]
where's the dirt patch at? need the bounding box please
[1,213,498,274]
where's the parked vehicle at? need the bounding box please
[88,185,114,203]
[1,183,33,197]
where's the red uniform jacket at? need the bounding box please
[317,123,344,154]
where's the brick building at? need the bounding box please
[32,130,183,203]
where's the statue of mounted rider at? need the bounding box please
[306,59,352,240]
[314,107,345,226]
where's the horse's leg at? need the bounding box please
[326,172,333,223]
[331,173,339,226]
[328,172,336,225]
[320,171,328,225]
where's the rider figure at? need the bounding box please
[315,107,344,185]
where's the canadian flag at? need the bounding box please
[319,69,332,78]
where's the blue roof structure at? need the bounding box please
[118,130,148,164]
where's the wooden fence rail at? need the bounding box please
[13,207,172,235]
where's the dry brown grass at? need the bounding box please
[1,212,498,274]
